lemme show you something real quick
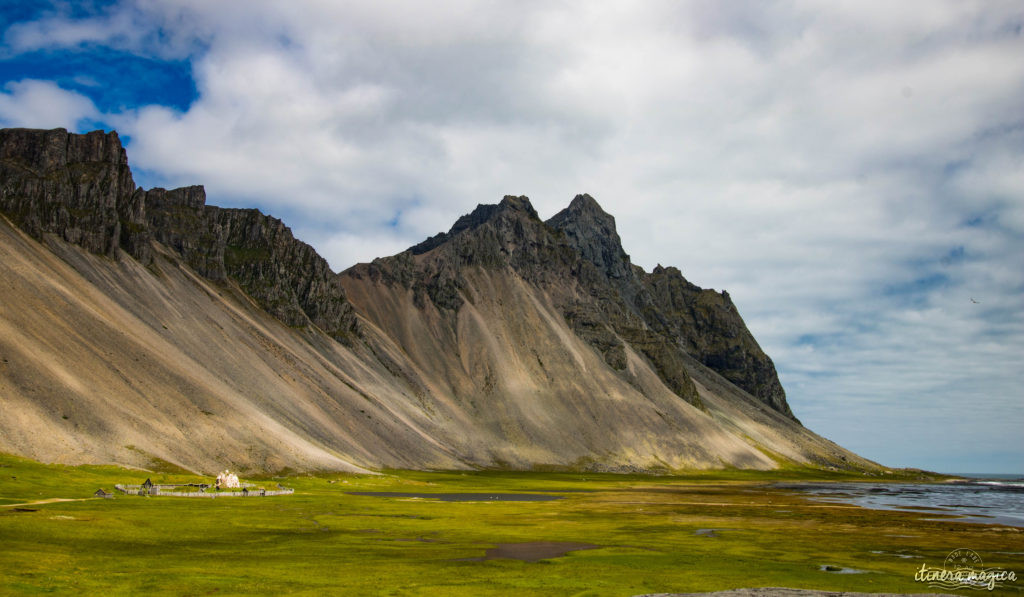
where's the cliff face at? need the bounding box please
[0,127,863,474]
[141,186,354,340]
[0,128,354,342]
[547,195,795,420]
[641,265,794,418]
[0,128,140,256]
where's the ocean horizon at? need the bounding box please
[946,472,1024,479]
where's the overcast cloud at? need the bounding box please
[2,1,1022,472]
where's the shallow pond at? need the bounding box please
[460,541,599,562]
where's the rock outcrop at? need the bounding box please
[0,128,354,342]
[641,264,793,418]
[0,128,140,257]
[547,194,795,419]
[546,193,632,280]
[141,185,354,340]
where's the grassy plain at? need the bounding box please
[0,453,1021,596]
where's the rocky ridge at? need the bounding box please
[141,185,354,339]
[0,127,136,257]
[0,128,353,341]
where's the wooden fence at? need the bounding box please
[114,484,293,498]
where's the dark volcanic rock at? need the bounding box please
[217,207,354,338]
[547,195,796,420]
[643,265,794,419]
[356,196,577,313]
[548,196,794,419]
[142,186,224,277]
[142,187,355,338]
[547,194,631,280]
[0,127,355,342]
[0,128,140,257]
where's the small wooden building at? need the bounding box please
[94,488,113,499]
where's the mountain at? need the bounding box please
[0,128,874,474]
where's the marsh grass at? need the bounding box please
[1,454,1020,595]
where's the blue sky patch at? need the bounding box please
[938,245,965,266]
[882,271,951,307]
[0,0,53,28]
[0,47,196,113]
[0,0,123,24]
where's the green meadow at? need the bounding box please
[1,453,1021,595]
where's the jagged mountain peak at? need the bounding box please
[548,193,615,228]
[410,195,541,256]
[450,195,539,235]
[498,194,538,214]
[566,192,606,214]
[547,193,631,280]
[650,264,700,291]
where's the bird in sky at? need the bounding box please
[970,297,980,304]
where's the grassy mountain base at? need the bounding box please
[1,454,1020,595]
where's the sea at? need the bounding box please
[779,474,1024,527]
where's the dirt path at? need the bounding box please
[0,497,98,508]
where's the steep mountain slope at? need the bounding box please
[0,127,874,473]
[340,196,865,470]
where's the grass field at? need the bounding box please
[0,453,1021,595]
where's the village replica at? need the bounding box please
[98,470,294,499]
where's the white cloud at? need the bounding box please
[5,0,1024,471]
[0,79,98,130]
[2,1,209,59]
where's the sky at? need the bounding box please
[1,1,1021,474]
